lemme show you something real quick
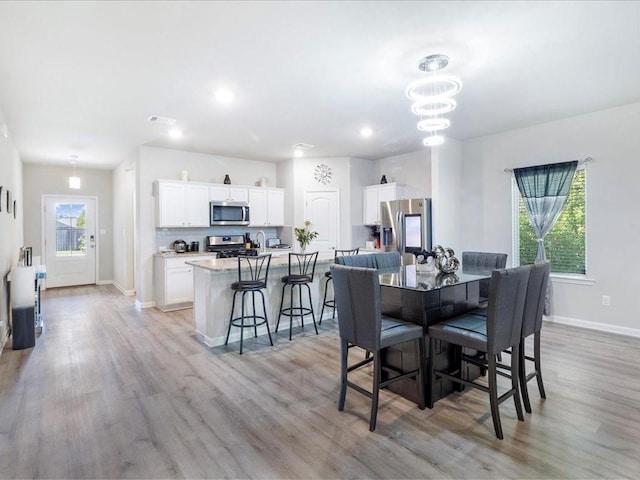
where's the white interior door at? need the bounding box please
[44,195,97,288]
[304,189,339,252]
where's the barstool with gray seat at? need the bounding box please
[319,248,359,323]
[225,253,273,354]
[276,252,319,340]
[331,264,425,431]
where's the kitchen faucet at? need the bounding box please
[255,230,266,253]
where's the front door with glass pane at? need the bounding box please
[44,196,97,288]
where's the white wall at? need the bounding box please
[290,157,352,249]
[112,159,136,295]
[461,102,640,335]
[135,146,277,307]
[22,164,114,283]
[376,149,431,198]
[349,157,377,248]
[431,138,463,253]
[0,111,23,349]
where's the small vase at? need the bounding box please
[223,174,231,185]
[380,175,388,184]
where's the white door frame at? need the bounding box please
[41,194,100,288]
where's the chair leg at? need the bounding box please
[239,291,247,355]
[370,351,381,431]
[300,285,305,327]
[416,337,426,410]
[487,353,504,440]
[289,284,294,340]
[276,284,286,333]
[260,290,273,347]
[225,291,238,346]
[338,338,349,411]
[319,277,330,324]
[519,338,532,413]
[428,336,436,409]
[534,332,546,399]
[511,343,525,421]
[305,284,318,335]
[251,291,258,338]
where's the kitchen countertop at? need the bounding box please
[155,247,292,258]
[154,251,218,258]
[187,251,335,273]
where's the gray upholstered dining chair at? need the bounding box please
[472,261,551,413]
[462,251,508,305]
[517,261,551,412]
[331,264,425,431]
[427,265,531,439]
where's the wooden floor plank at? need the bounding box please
[1,284,639,479]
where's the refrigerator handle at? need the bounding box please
[397,211,404,254]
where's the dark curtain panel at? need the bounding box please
[514,160,578,314]
[514,161,578,262]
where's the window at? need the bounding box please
[55,203,87,256]
[514,168,586,274]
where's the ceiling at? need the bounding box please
[1,1,640,169]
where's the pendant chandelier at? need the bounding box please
[406,54,462,147]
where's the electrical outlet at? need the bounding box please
[602,295,611,306]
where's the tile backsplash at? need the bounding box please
[156,226,283,252]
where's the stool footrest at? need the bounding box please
[279,307,314,317]
[229,315,268,328]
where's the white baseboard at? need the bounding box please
[135,299,156,310]
[545,315,640,338]
[96,280,113,286]
[113,282,136,296]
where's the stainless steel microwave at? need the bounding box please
[210,201,250,226]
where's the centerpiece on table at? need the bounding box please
[294,220,318,253]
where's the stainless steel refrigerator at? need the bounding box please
[380,198,432,265]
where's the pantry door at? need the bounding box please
[43,195,97,288]
[303,189,340,252]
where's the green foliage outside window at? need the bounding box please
[518,169,586,274]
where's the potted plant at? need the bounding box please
[294,220,318,253]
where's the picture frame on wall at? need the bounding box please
[6,189,11,214]
[13,200,16,219]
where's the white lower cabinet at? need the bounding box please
[155,255,210,311]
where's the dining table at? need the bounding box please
[377,264,491,405]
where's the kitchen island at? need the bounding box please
[187,252,336,347]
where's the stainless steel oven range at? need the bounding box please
[205,235,258,259]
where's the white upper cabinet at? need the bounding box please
[209,185,249,203]
[248,187,285,226]
[156,180,210,228]
[362,182,408,225]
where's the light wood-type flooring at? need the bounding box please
[1,284,639,479]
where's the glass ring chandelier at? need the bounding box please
[406,54,462,147]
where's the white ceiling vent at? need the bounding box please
[293,143,314,150]
[147,115,176,126]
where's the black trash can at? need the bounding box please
[12,306,35,350]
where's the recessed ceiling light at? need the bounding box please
[293,148,304,158]
[214,88,235,104]
[169,128,183,139]
[360,127,373,138]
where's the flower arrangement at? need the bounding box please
[294,220,318,252]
